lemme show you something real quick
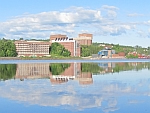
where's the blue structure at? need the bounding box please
[98,49,115,58]
[98,50,109,56]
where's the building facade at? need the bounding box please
[51,38,80,57]
[50,34,67,41]
[14,33,92,57]
[98,49,115,58]
[15,40,50,57]
[49,33,93,57]
[50,34,81,57]
[73,33,93,45]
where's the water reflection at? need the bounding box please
[0,64,16,80]
[0,62,150,83]
[0,62,150,113]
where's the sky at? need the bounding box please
[0,0,150,47]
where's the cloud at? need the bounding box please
[0,5,143,40]
[94,24,134,36]
[101,5,119,19]
[102,5,119,11]
[0,76,150,112]
[128,100,144,104]
[127,13,144,17]
[0,6,105,39]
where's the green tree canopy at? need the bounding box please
[0,39,17,57]
[81,44,103,57]
[50,42,71,57]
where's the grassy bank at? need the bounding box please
[0,56,84,60]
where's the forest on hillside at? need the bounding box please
[81,42,150,57]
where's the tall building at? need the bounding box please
[50,34,81,57]
[73,33,93,45]
[50,34,67,41]
[15,40,50,57]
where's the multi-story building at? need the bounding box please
[15,40,50,57]
[73,33,93,45]
[50,34,81,57]
[51,38,80,57]
[15,33,92,57]
[49,33,93,57]
[50,34,67,41]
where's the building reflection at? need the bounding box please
[15,63,93,85]
[15,63,50,80]
[14,62,150,85]
[1,62,150,113]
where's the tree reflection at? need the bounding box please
[81,62,150,74]
[0,62,150,81]
[0,64,16,80]
[49,63,70,75]
[113,62,150,73]
[81,63,103,73]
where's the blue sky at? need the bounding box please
[0,0,150,47]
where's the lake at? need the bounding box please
[0,59,150,113]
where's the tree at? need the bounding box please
[19,38,23,40]
[50,42,71,57]
[81,44,103,57]
[0,39,17,57]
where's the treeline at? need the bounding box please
[81,45,103,57]
[0,39,17,57]
[81,42,150,57]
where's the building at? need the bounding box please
[15,62,93,85]
[15,40,50,57]
[15,33,92,57]
[49,33,93,57]
[50,34,81,57]
[73,33,93,45]
[50,34,67,41]
[51,38,80,57]
[98,49,115,58]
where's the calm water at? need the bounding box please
[0,60,150,113]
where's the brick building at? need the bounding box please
[50,34,81,57]
[15,40,50,57]
[49,33,93,57]
[73,33,93,45]
[15,33,92,57]
[50,34,67,41]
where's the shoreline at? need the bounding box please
[0,57,149,61]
